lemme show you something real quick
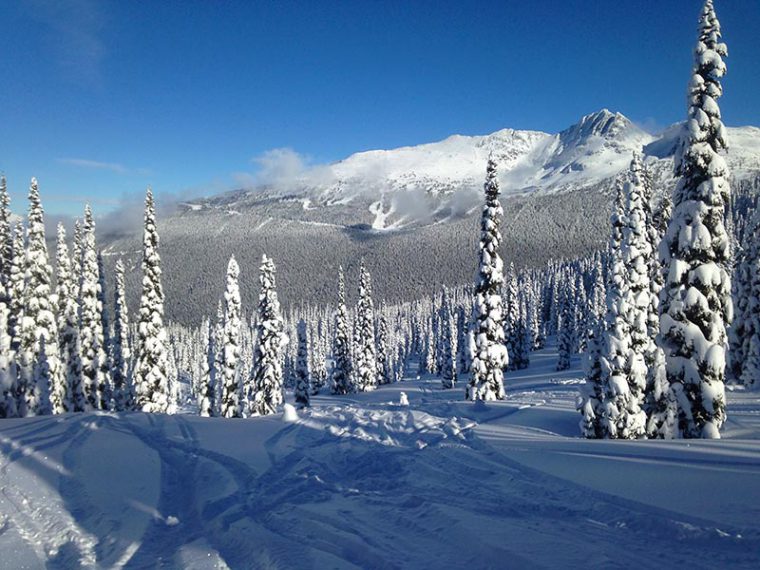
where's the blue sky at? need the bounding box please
[1,0,758,216]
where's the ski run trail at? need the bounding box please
[1,341,759,569]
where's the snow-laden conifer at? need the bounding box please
[467,157,508,401]
[438,288,457,388]
[0,176,12,299]
[134,188,170,413]
[220,256,243,418]
[504,265,519,371]
[376,311,392,385]
[52,224,74,413]
[10,239,25,352]
[199,319,217,416]
[0,284,17,418]
[112,259,131,411]
[597,157,652,439]
[354,260,378,392]
[294,319,311,407]
[78,206,109,410]
[331,266,353,394]
[18,178,61,416]
[659,0,732,438]
[250,255,287,415]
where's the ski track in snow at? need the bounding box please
[1,343,760,568]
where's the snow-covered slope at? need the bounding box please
[1,342,759,568]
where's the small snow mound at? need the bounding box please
[165,516,180,526]
[282,403,299,423]
[399,392,409,406]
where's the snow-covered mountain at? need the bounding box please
[102,109,760,324]
[179,109,760,231]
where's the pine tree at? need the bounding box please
[134,189,170,413]
[52,224,74,413]
[112,259,131,411]
[97,251,113,405]
[8,224,24,355]
[78,206,109,411]
[556,284,573,372]
[220,256,243,418]
[331,266,353,394]
[18,178,61,416]
[504,264,519,371]
[0,176,12,300]
[376,311,392,385]
[199,319,217,417]
[439,288,457,388]
[597,157,652,439]
[354,260,378,392]
[294,319,311,407]
[0,283,17,418]
[579,326,604,438]
[467,157,509,401]
[659,0,732,439]
[250,255,287,416]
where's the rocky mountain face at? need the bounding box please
[101,110,760,324]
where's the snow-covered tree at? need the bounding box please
[438,288,457,388]
[331,266,353,394]
[556,283,574,372]
[467,157,508,401]
[0,284,17,418]
[18,178,61,416]
[659,0,732,439]
[112,259,131,411]
[376,311,392,385]
[596,158,652,439]
[354,260,378,392]
[199,319,217,417]
[78,206,109,411]
[294,319,311,407]
[220,256,243,418]
[504,264,519,371]
[8,224,24,355]
[134,188,171,413]
[250,255,287,415]
[0,176,12,299]
[51,224,74,413]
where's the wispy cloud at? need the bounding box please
[58,158,151,176]
[24,0,107,84]
[58,158,127,174]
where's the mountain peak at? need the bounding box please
[560,109,636,144]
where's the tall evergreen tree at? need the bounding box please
[0,282,17,418]
[354,260,378,392]
[112,259,131,411]
[376,311,392,385]
[134,189,170,413]
[294,319,311,407]
[597,158,652,439]
[199,318,217,417]
[220,256,243,418]
[18,178,61,416]
[52,224,74,413]
[504,264,519,370]
[8,224,24,355]
[659,0,732,439]
[78,206,109,410]
[0,176,12,300]
[467,157,509,401]
[250,255,287,415]
[438,288,457,389]
[331,266,353,394]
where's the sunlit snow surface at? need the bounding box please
[1,341,759,569]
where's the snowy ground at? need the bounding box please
[1,343,760,569]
